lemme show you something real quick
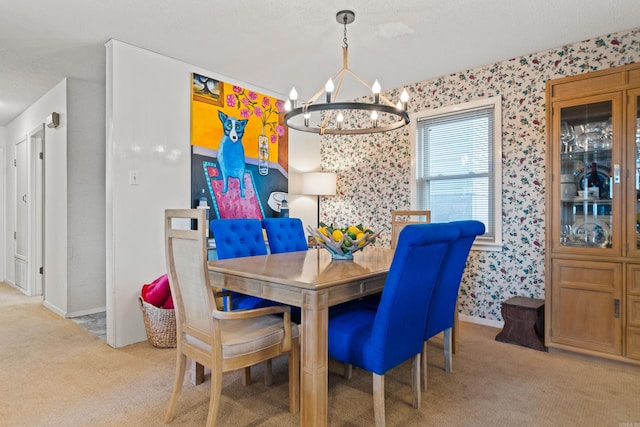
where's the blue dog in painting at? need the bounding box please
[217,111,248,198]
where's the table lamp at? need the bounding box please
[301,172,337,227]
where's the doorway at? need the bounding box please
[13,125,44,296]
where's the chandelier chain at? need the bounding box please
[343,17,348,48]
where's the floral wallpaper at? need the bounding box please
[321,27,640,323]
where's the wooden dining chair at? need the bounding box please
[327,223,459,427]
[421,220,485,391]
[390,210,431,249]
[210,217,283,385]
[164,209,299,427]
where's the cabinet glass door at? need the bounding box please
[628,89,640,257]
[553,93,622,254]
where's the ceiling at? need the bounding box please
[1,0,640,127]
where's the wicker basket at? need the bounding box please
[138,296,176,348]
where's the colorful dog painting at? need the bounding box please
[217,110,248,197]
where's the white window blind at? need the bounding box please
[414,97,502,249]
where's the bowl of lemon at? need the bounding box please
[306,223,381,260]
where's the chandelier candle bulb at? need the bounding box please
[336,112,344,129]
[372,79,381,103]
[400,89,409,110]
[304,112,310,127]
[371,111,378,127]
[325,79,334,103]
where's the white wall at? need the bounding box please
[3,78,106,317]
[0,126,5,281]
[67,79,106,314]
[5,80,68,310]
[106,40,318,347]
[287,129,321,232]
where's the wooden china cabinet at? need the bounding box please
[545,62,640,364]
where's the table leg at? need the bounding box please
[300,289,329,426]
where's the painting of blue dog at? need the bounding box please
[217,110,248,198]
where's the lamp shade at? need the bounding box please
[301,172,337,196]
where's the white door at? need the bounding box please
[14,138,28,290]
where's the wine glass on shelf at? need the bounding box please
[560,224,572,244]
[560,121,576,152]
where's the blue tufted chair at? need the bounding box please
[262,218,308,254]
[261,218,307,323]
[210,218,279,311]
[421,220,485,391]
[327,223,460,426]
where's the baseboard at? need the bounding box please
[67,307,107,318]
[459,313,503,329]
[43,300,67,318]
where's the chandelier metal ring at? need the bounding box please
[284,102,410,135]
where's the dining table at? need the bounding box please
[207,246,395,426]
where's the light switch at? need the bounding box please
[129,171,139,185]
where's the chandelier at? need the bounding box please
[283,10,410,135]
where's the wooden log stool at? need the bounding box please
[495,296,547,351]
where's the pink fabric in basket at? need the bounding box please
[141,274,171,308]
[162,294,174,309]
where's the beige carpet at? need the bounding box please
[1,282,639,427]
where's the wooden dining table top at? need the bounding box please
[207,246,395,293]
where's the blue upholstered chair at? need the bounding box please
[210,218,277,311]
[262,217,307,324]
[421,220,485,390]
[262,218,308,254]
[327,223,460,426]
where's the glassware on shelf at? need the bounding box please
[560,224,572,244]
[561,121,576,152]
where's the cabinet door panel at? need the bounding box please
[551,259,622,354]
[550,93,623,256]
[628,296,640,328]
[627,327,640,360]
[626,89,640,258]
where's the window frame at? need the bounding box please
[410,96,503,251]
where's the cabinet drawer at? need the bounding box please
[627,327,640,360]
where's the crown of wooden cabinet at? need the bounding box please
[545,62,640,364]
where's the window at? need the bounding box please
[412,96,502,250]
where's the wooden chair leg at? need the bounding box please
[443,328,453,373]
[421,341,428,392]
[343,363,353,380]
[165,352,187,423]
[190,359,205,385]
[242,367,252,386]
[373,373,386,427]
[206,364,223,427]
[411,353,421,409]
[264,360,273,386]
[289,337,300,414]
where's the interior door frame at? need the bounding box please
[13,125,45,296]
[29,124,44,296]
